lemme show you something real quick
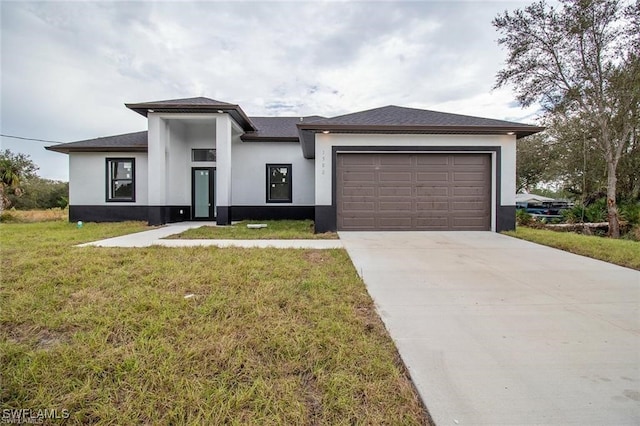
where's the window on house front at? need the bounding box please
[266,164,292,203]
[192,149,216,162]
[106,158,135,202]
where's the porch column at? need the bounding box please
[147,114,168,225]
[215,114,233,225]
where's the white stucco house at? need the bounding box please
[47,97,543,232]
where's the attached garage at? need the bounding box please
[336,153,491,231]
[296,105,544,233]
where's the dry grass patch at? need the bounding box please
[166,220,338,240]
[1,208,68,223]
[504,226,640,270]
[1,222,430,424]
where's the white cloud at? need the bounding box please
[1,0,538,180]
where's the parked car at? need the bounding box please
[515,194,570,220]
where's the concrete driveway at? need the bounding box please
[340,231,640,425]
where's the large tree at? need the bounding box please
[0,149,38,213]
[494,0,640,237]
[516,133,557,193]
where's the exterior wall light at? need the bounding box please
[506,131,515,135]
[322,130,330,134]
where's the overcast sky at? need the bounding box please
[1,0,541,181]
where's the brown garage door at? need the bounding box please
[337,153,491,231]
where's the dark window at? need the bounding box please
[266,164,292,203]
[192,149,216,162]
[106,158,135,202]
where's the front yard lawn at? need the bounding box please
[0,222,428,424]
[166,219,338,240]
[504,226,640,270]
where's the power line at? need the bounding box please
[0,134,62,144]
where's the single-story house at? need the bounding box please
[46,97,543,232]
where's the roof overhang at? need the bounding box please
[240,135,300,143]
[296,124,545,159]
[125,102,256,132]
[45,146,148,154]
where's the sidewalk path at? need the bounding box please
[77,222,343,249]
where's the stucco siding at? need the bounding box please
[231,140,314,206]
[166,121,189,205]
[69,152,148,205]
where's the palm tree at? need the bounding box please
[0,157,23,214]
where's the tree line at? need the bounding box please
[516,121,639,203]
[494,0,639,237]
[0,149,68,212]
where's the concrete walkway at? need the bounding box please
[340,231,640,425]
[77,222,343,249]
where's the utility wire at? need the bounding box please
[0,134,61,144]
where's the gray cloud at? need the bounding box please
[1,0,540,181]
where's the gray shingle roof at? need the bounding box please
[308,105,538,129]
[45,131,148,153]
[125,97,255,131]
[127,97,234,107]
[242,116,325,140]
[296,105,544,159]
[46,103,543,154]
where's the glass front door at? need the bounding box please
[192,168,215,220]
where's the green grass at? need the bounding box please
[0,222,429,424]
[504,226,640,270]
[166,220,338,240]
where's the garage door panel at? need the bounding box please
[416,201,450,210]
[379,187,412,196]
[380,155,413,166]
[451,201,488,211]
[377,217,413,228]
[453,155,488,166]
[337,153,490,231]
[416,187,449,196]
[453,186,487,196]
[379,201,412,211]
[416,156,450,166]
[342,187,375,196]
[342,171,376,182]
[341,155,377,166]
[342,202,376,211]
[453,172,487,182]
[417,172,449,182]
[380,172,413,182]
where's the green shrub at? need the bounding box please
[562,205,583,223]
[562,199,607,223]
[0,210,18,223]
[516,209,533,226]
[619,202,640,226]
[585,198,608,222]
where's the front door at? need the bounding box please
[192,167,215,220]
